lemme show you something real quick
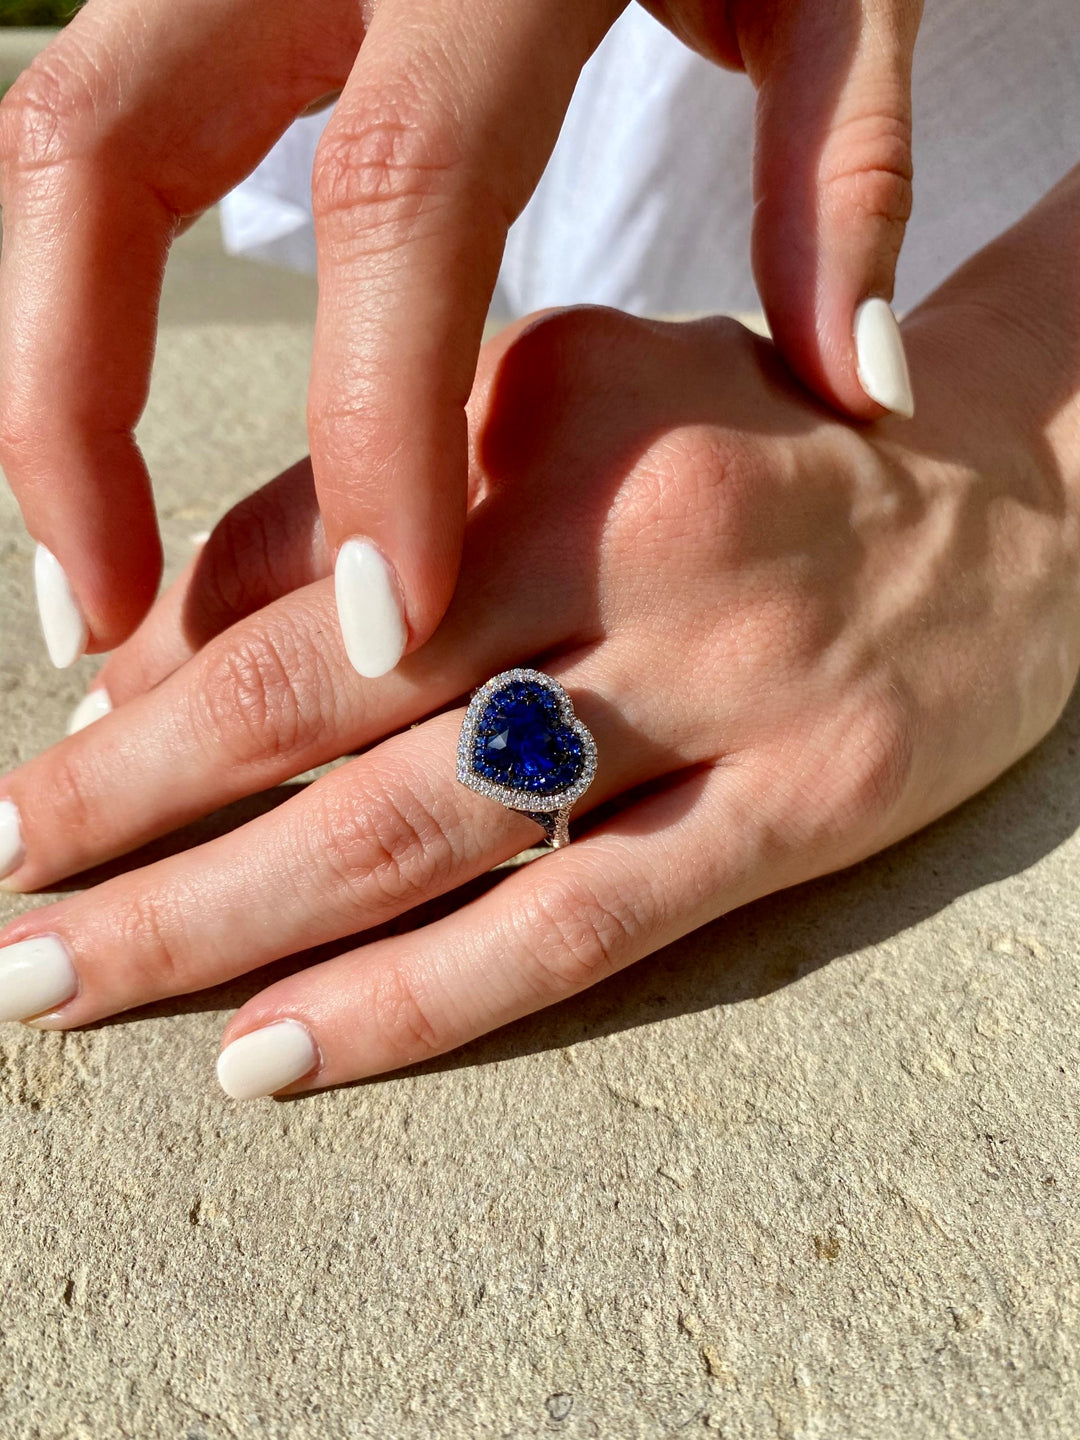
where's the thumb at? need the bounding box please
[744,0,923,420]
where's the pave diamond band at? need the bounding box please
[456,669,598,849]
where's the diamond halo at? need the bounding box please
[456,669,598,842]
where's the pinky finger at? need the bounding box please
[215,762,773,1099]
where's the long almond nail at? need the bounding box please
[854,298,914,418]
[0,935,78,1023]
[0,800,24,879]
[216,1020,319,1100]
[67,687,113,735]
[334,538,407,678]
[34,545,88,669]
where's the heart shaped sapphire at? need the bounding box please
[470,679,584,795]
[458,669,597,844]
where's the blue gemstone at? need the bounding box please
[473,684,584,795]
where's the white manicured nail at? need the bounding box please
[854,298,914,418]
[0,800,24,879]
[0,935,78,1023]
[66,687,113,735]
[34,545,88,669]
[334,538,407,678]
[216,1019,318,1100]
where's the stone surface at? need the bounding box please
[0,215,1079,1439]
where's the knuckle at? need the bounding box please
[193,620,328,768]
[0,400,31,466]
[518,871,642,997]
[45,748,97,840]
[529,303,644,352]
[189,492,295,638]
[0,358,73,472]
[306,386,404,492]
[0,48,98,180]
[463,305,646,479]
[818,686,917,836]
[315,771,461,916]
[508,306,649,393]
[368,961,444,1067]
[110,887,187,998]
[847,692,916,824]
[821,115,913,233]
[613,425,758,563]
[312,87,462,244]
[0,398,43,478]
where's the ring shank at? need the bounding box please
[523,808,572,849]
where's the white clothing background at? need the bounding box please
[220,0,1080,319]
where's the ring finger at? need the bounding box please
[85,459,329,716]
[0,450,605,895]
[218,759,760,1097]
[0,645,683,1030]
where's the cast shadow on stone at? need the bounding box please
[350,681,1080,1089]
[394,679,1080,1086]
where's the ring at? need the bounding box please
[457,668,598,849]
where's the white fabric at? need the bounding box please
[220,0,1080,317]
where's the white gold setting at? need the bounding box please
[457,668,598,848]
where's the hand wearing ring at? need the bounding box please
[0,291,1075,1100]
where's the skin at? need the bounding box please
[0,0,922,656]
[1,161,1079,1092]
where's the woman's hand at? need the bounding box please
[1,172,1077,1096]
[0,0,921,676]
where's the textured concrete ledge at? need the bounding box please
[0,219,1078,1439]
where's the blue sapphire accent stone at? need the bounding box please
[471,681,585,795]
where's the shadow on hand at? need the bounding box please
[83,679,1080,1094]
[403,680,1080,1082]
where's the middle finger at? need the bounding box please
[0,648,669,1029]
[0,499,597,895]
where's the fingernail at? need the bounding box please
[0,934,78,1024]
[67,687,112,736]
[0,799,24,879]
[216,1019,319,1100]
[34,545,88,669]
[334,538,407,678]
[854,298,914,419]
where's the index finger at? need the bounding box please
[307,0,619,678]
[0,0,361,659]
